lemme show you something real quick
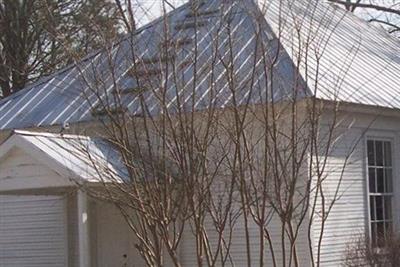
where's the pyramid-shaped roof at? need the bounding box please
[0,0,399,130]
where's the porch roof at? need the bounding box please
[0,130,128,184]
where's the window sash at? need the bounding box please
[367,139,394,247]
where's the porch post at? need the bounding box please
[77,190,90,267]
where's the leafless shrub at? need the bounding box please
[343,233,400,267]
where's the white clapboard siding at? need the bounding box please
[180,212,312,267]
[180,179,312,267]
[0,148,68,191]
[95,202,145,267]
[312,127,367,267]
[0,195,67,267]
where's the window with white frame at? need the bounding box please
[367,139,393,247]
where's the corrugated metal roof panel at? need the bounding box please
[262,0,400,108]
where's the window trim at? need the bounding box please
[365,137,394,247]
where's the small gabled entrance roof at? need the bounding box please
[0,130,127,190]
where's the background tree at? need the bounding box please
[329,0,400,37]
[0,0,128,98]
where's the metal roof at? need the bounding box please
[262,0,400,109]
[0,0,399,130]
[4,130,128,182]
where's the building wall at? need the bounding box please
[180,213,312,267]
[93,201,145,267]
[65,193,147,267]
[0,147,68,191]
[3,106,400,266]
[0,147,78,266]
[174,107,312,267]
[67,193,79,267]
[0,149,69,267]
[312,111,400,266]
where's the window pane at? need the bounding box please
[370,196,375,220]
[385,169,393,193]
[376,196,383,220]
[377,168,384,193]
[369,168,376,193]
[376,141,383,166]
[367,140,375,166]
[384,196,392,221]
[384,141,392,167]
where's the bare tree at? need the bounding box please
[329,0,400,36]
[0,0,127,98]
[52,0,381,266]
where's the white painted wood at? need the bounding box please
[0,111,399,266]
[77,190,90,267]
[0,148,71,192]
[311,126,367,267]
[180,212,311,267]
[311,115,400,266]
[0,195,67,267]
[179,183,311,267]
[67,193,79,267]
[95,201,144,267]
[0,134,80,184]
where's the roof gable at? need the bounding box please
[0,146,71,191]
[0,130,127,184]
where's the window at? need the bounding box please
[367,140,393,247]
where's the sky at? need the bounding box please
[134,0,187,26]
[352,0,400,36]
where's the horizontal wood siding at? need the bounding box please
[0,195,67,267]
[180,204,311,266]
[312,127,367,266]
